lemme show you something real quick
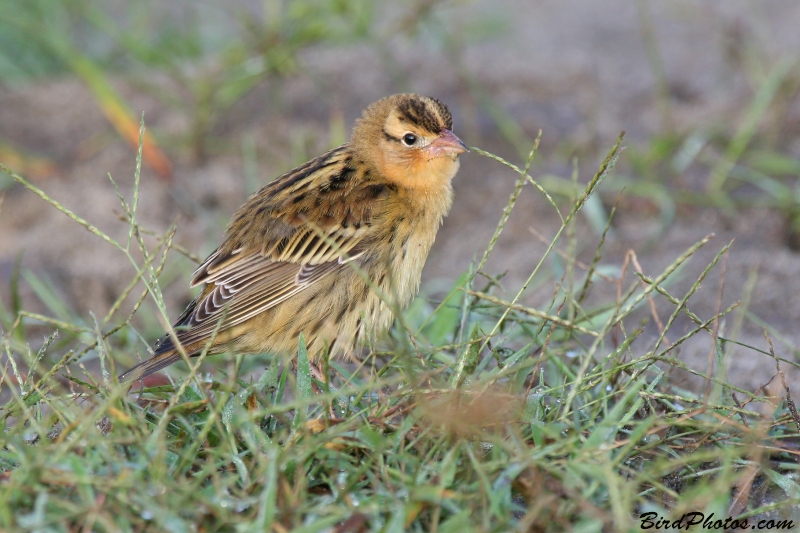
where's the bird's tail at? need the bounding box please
[118,350,183,384]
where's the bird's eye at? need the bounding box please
[402,133,418,146]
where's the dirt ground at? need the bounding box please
[2,0,800,392]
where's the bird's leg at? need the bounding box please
[292,358,324,394]
[309,361,325,383]
[292,358,342,419]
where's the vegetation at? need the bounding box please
[2,128,798,530]
[2,1,800,532]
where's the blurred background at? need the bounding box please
[1,0,800,391]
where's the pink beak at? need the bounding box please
[426,129,469,160]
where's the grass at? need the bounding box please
[2,1,800,531]
[2,123,800,532]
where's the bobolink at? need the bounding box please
[120,93,468,383]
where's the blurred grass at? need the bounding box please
[0,0,445,166]
[2,125,800,530]
[0,141,57,182]
[4,0,797,236]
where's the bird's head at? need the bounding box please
[352,94,468,191]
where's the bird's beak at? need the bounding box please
[426,129,469,160]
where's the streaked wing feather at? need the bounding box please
[164,228,370,353]
[155,145,380,356]
[167,259,342,351]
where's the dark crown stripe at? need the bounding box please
[396,96,452,134]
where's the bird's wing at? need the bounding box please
[153,145,390,355]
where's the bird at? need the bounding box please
[119,93,468,383]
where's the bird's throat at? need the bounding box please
[381,156,460,194]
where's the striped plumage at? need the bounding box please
[120,94,467,383]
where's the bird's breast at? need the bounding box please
[382,186,453,308]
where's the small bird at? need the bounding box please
[120,94,468,383]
